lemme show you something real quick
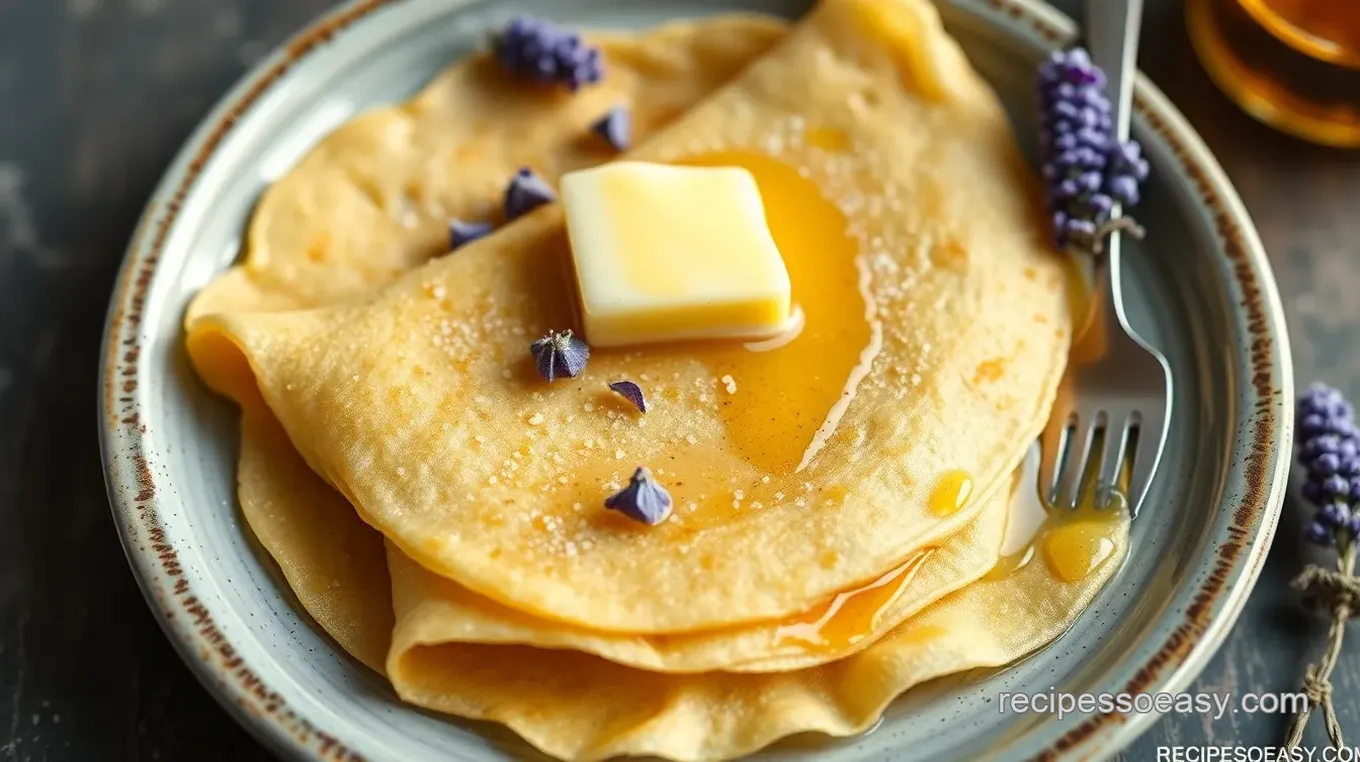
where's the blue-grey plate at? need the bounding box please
[98,0,1291,760]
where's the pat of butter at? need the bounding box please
[560,161,792,348]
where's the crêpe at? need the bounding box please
[187,0,1074,634]
[387,508,1130,762]
[384,480,1006,674]
[191,16,790,670]
[198,9,1019,674]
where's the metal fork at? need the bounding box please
[1036,0,1173,518]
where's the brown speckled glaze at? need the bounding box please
[101,4,390,759]
[99,0,1290,760]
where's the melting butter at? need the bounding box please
[560,150,874,528]
[561,162,793,348]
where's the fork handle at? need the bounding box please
[1085,0,1142,143]
[1084,0,1144,331]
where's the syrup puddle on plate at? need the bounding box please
[987,442,1127,583]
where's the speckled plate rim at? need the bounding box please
[97,0,1292,760]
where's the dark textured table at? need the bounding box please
[0,0,1355,759]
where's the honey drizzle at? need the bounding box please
[775,547,937,650]
[676,151,876,476]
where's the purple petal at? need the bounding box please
[504,167,557,220]
[608,380,648,413]
[591,107,631,152]
[449,218,494,250]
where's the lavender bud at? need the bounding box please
[1306,520,1334,546]
[1320,501,1351,527]
[1312,452,1342,476]
[1322,475,1351,500]
[1109,175,1140,206]
[605,467,673,525]
[529,330,589,382]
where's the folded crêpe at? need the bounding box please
[387,484,1006,674]
[200,7,1014,673]
[189,0,1074,636]
[192,16,791,670]
[186,0,1136,756]
[391,514,1128,762]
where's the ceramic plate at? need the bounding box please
[98,0,1292,759]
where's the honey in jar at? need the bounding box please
[1187,0,1360,147]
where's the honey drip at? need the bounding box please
[1043,521,1118,583]
[987,445,1127,583]
[676,151,875,475]
[775,547,936,650]
[929,470,974,516]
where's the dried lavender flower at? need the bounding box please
[608,380,648,413]
[504,167,556,221]
[493,16,604,91]
[605,467,672,525]
[449,218,494,250]
[1286,382,1360,749]
[1295,383,1360,547]
[1037,47,1149,254]
[591,107,631,152]
[529,330,589,382]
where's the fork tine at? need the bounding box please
[1126,411,1166,517]
[1055,414,1098,510]
[1093,409,1131,508]
[1037,409,1073,505]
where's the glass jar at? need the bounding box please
[1186,0,1360,147]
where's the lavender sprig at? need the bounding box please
[1285,383,1360,751]
[494,16,604,91]
[1296,383,1360,547]
[1037,47,1149,254]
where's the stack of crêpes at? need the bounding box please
[185,0,1129,759]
